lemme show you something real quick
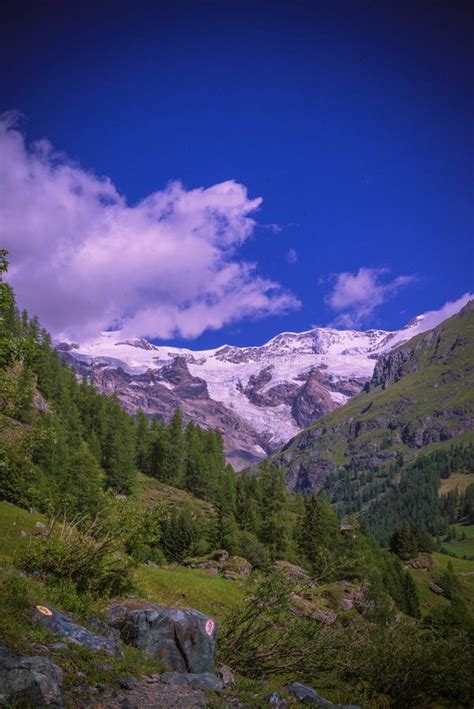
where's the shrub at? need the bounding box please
[220,572,326,677]
[16,515,135,597]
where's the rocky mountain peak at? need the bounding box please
[62,299,470,469]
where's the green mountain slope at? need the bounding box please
[272,301,474,494]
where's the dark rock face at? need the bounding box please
[33,605,122,657]
[0,645,63,707]
[241,366,300,408]
[369,346,416,390]
[160,671,223,692]
[292,370,338,428]
[106,601,217,674]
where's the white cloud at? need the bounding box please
[286,248,298,264]
[325,266,416,327]
[411,292,474,331]
[0,114,300,342]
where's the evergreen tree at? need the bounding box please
[135,409,151,473]
[298,492,341,577]
[257,462,293,559]
[402,570,421,618]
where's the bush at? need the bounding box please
[16,515,135,598]
[220,572,325,677]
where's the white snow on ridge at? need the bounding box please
[69,295,471,445]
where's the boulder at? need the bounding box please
[272,560,313,585]
[0,645,63,707]
[183,549,229,573]
[33,605,122,657]
[405,554,438,571]
[222,556,252,579]
[286,682,360,707]
[160,671,224,692]
[106,600,217,673]
[218,664,235,687]
[265,692,287,706]
[289,594,337,624]
[337,582,371,613]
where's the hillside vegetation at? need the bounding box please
[268,303,474,541]
[1,250,474,707]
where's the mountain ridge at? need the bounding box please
[270,300,474,494]
[61,296,472,469]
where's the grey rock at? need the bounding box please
[286,682,360,708]
[118,677,138,690]
[106,601,217,673]
[33,605,122,657]
[51,643,67,651]
[160,671,224,692]
[0,645,63,706]
[218,664,235,687]
[265,691,288,706]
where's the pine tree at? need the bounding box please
[161,410,185,485]
[298,492,341,577]
[257,462,293,559]
[403,570,421,618]
[135,409,151,473]
[63,443,104,515]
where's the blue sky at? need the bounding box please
[0,0,472,347]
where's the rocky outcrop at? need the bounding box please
[0,645,63,707]
[184,550,252,579]
[105,601,217,673]
[292,370,339,428]
[272,560,313,585]
[33,605,122,657]
[404,554,438,571]
[221,556,252,579]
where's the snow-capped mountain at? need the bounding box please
[59,298,470,469]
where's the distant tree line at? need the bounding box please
[360,444,474,546]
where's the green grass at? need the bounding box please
[272,306,474,484]
[134,472,214,515]
[433,551,474,573]
[136,564,243,620]
[440,522,474,559]
[409,552,474,616]
[0,567,162,694]
[0,500,46,562]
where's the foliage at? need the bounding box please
[16,515,135,597]
[362,443,474,545]
[220,572,324,677]
[389,522,433,560]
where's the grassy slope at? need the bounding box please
[410,552,474,616]
[439,472,474,495]
[440,523,474,559]
[273,302,474,490]
[134,471,214,515]
[0,500,240,622]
